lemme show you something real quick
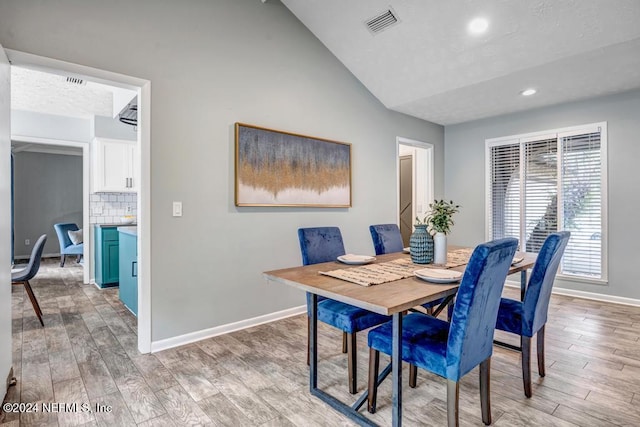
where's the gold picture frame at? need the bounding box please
[235,123,352,207]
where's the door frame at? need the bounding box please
[6,49,152,353]
[396,137,434,229]
[11,136,90,285]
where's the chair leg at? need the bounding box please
[306,316,310,366]
[480,358,492,425]
[342,331,348,354]
[409,364,417,388]
[537,325,546,377]
[447,379,459,427]
[347,332,357,394]
[21,280,44,326]
[76,255,82,263]
[60,255,66,267]
[522,335,532,398]
[367,347,380,413]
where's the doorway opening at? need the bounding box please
[11,138,90,284]
[6,49,151,353]
[397,137,434,246]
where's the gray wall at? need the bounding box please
[12,151,83,257]
[92,115,136,141]
[0,0,444,341]
[445,89,640,299]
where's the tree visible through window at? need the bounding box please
[487,123,606,280]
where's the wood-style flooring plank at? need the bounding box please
[114,375,166,423]
[153,385,213,426]
[52,378,96,426]
[130,354,178,392]
[89,392,136,427]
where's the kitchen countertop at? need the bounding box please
[117,226,137,236]
[95,223,137,227]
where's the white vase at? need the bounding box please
[433,232,447,265]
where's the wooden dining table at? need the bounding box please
[263,247,536,427]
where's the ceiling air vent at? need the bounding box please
[66,76,85,85]
[365,8,399,34]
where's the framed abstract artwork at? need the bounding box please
[235,123,352,207]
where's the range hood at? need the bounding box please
[118,98,137,127]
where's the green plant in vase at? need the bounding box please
[425,200,460,264]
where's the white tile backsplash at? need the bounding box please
[90,192,137,224]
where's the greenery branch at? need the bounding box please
[415,199,460,235]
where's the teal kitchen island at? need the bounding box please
[117,226,138,316]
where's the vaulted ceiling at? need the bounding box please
[281,0,640,125]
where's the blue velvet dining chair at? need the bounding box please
[298,226,390,394]
[369,223,452,318]
[367,237,518,426]
[12,234,47,326]
[53,223,84,267]
[369,224,404,255]
[494,231,570,398]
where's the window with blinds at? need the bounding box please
[486,123,606,281]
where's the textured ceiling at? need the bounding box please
[281,0,640,125]
[11,66,114,119]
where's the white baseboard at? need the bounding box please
[505,281,640,307]
[150,305,306,353]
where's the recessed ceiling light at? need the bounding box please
[521,88,537,96]
[468,17,489,34]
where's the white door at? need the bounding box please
[0,44,13,400]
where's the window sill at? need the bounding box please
[557,273,608,286]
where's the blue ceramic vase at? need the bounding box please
[409,224,434,264]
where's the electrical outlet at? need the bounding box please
[25,239,30,245]
[125,205,132,214]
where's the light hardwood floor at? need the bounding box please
[3,259,640,426]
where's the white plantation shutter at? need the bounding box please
[560,131,602,277]
[523,138,558,253]
[489,143,520,242]
[486,123,606,281]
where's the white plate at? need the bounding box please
[337,254,376,265]
[414,268,462,283]
[512,256,524,265]
[403,247,410,254]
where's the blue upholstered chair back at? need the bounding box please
[298,227,346,266]
[298,226,347,310]
[369,224,404,255]
[522,231,570,336]
[12,234,47,282]
[447,237,518,380]
[53,223,79,252]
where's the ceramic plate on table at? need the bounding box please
[512,256,524,265]
[414,268,463,284]
[403,247,410,254]
[337,254,376,265]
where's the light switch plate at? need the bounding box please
[172,201,182,217]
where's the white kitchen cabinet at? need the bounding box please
[92,137,138,192]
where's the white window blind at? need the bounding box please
[561,131,602,277]
[487,123,606,281]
